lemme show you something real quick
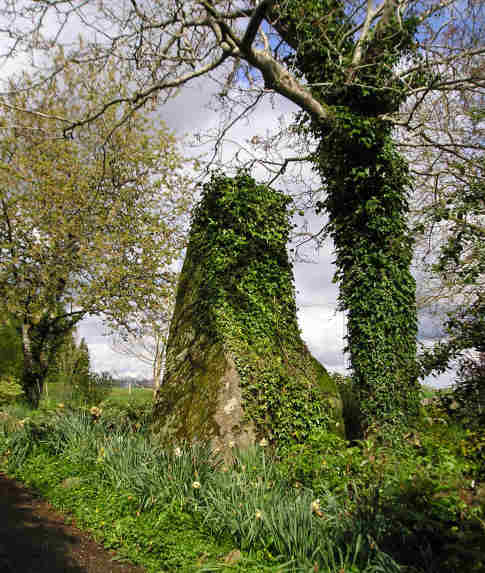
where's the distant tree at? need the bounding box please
[109,287,175,398]
[0,317,23,381]
[0,60,193,407]
[46,332,91,402]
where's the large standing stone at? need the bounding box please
[153,172,344,451]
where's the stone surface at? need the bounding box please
[153,173,344,452]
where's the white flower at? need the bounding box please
[311,499,324,517]
[174,447,182,457]
[192,481,201,489]
[255,510,262,520]
[259,438,268,447]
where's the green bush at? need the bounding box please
[98,401,154,433]
[332,372,363,441]
[276,429,361,495]
[0,375,24,405]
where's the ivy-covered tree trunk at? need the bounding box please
[20,314,73,408]
[318,117,419,427]
[21,323,48,408]
[267,1,422,429]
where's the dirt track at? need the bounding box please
[0,473,146,573]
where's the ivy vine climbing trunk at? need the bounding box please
[267,1,422,429]
[318,116,419,427]
[21,322,48,409]
[19,311,73,408]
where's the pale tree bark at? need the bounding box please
[110,325,169,399]
[108,287,175,399]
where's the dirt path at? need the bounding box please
[0,473,146,573]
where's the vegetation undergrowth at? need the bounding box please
[0,391,484,572]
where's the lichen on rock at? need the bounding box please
[153,171,344,450]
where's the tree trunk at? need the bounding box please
[152,335,164,399]
[21,322,47,409]
[319,118,419,429]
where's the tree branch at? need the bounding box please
[241,0,275,52]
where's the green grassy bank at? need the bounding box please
[0,390,484,572]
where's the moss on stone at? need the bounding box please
[154,172,344,447]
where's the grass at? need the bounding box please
[102,386,154,407]
[41,382,153,409]
[0,390,484,572]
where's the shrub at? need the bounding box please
[0,375,24,405]
[332,372,363,441]
[71,371,113,406]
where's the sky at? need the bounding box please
[76,79,454,388]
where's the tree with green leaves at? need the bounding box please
[46,332,91,403]
[0,61,192,407]
[0,0,483,429]
[417,142,485,418]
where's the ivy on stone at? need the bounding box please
[184,171,343,444]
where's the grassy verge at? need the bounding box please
[0,395,484,572]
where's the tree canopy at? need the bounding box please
[0,60,192,406]
[1,1,481,138]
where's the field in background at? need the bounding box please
[41,383,154,410]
